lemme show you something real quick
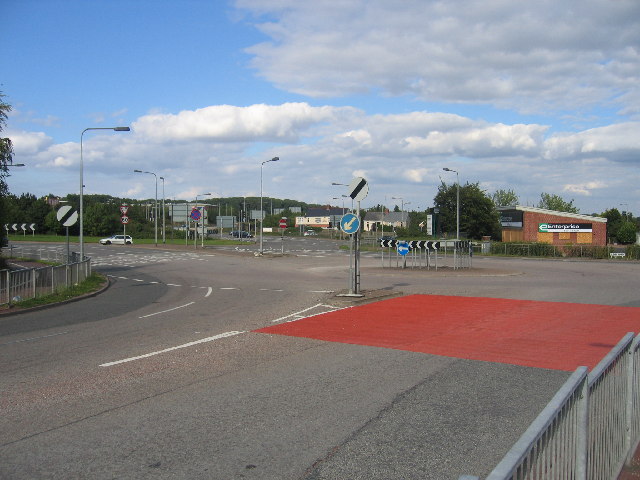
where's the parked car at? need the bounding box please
[229,231,253,238]
[99,234,133,245]
[304,230,318,236]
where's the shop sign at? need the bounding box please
[539,223,592,233]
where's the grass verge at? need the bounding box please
[7,272,107,310]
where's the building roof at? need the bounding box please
[497,205,607,223]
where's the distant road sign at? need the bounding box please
[279,218,287,229]
[348,177,369,202]
[340,213,360,234]
[190,208,202,221]
[120,205,129,215]
[121,215,130,224]
[397,241,410,256]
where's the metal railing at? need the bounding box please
[1,246,91,306]
[461,333,640,480]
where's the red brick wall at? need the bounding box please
[522,211,607,246]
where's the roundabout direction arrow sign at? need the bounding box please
[397,240,410,256]
[340,213,360,234]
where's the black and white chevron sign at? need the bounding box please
[379,239,398,248]
[57,205,79,227]
[379,239,441,250]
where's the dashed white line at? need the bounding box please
[205,287,213,297]
[99,331,245,367]
[166,283,182,287]
[220,287,238,290]
[1,331,69,346]
[138,302,195,318]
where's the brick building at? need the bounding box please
[498,206,607,246]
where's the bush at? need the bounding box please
[626,244,640,260]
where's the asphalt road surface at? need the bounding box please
[1,240,638,479]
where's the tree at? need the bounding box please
[537,193,579,214]
[602,208,624,243]
[434,181,501,239]
[617,222,638,244]
[492,189,519,207]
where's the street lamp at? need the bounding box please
[134,169,158,247]
[443,167,460,239]
[80,126,130,260]
[260,156,279,254]
[160,176,166,243]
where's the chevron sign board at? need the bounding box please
[379,239,397,248]
[379,239,440,250]
[455,240,471,250]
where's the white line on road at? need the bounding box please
[205,287,213,297]
[138,302,195,318]
[99,331,245,367]
[271,303,342,323]
[1,331,69,346]
[166,283,182,287]
[220,287,238,290]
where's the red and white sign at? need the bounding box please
[120,205,129,215]
[279,218,287,229]
[121,215,129,224]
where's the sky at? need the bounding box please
[2,0,640,215]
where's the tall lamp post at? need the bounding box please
[160,176,166,243]
[80,126,130,260]
[443,167,460,239]
[260,156,279,255]
[134,169,158,246]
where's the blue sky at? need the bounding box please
[3,0,640,215]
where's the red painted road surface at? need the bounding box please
[255,295,640,371]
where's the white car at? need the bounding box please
[99,234,133,245]
[304,230,318,236]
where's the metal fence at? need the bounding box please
[460,333,640,480]
[0,246,91,306]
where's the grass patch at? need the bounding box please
[9,272,107,309]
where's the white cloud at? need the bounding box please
[8,102,640,215]
[239,0,640,114]
[7,130,53,155]
[544,122,640,161]
[133,102,353,143]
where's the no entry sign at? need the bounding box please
[279,218,287,229]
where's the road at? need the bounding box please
[1,239,639,479]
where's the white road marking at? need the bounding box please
[220,287,238,290]
[205,287,213,297]
[271,303,342,323]
[309,290,334,293]
[1,331,69,346]
[260,288,284,292]
[99,331,245,367]
[138,302,195,318]
[166,283,182,287]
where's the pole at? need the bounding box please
[456,171,460,240]
[160,177,165,243]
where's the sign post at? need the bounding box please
[120,204,129,238]
[279,217,287,254]
[57,206,79,261]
